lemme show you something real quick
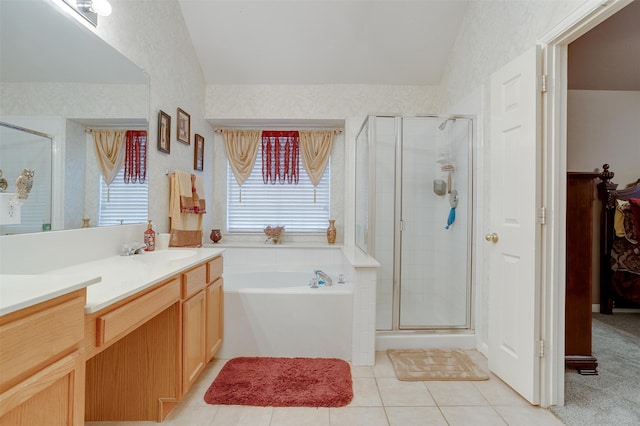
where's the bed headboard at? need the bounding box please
[596,163,640,313]
[597,163,640,249]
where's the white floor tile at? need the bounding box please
[385,407,448,426]
[329,407,389,426]
[85,354,566,426]
[440,406,507,425]
[376,378,436,406]
[425,381,490,406]
[349,377,383,406]
[270,407,330,426]
[472,378,529,406]
[210,405,273,426]
[494,405,566,426]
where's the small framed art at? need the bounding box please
[158,110,171,154]
[194,134,204,171]
[177,108,190,144]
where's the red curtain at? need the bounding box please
[124,130,147,183]
[261,131,299,184]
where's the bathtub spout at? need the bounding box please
[314,270,333,286]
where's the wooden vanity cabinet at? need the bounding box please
[83,254,224,421]
[181,264,207,394]
[181,255,224,395]
[206,256,224,362]
[0,289,86,426]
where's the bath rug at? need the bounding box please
[203,357,353,407]
[387,349,489,381]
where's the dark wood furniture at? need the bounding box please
[597,164,640,314]
[565,172,599,375]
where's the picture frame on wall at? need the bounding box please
[194,134,204,171]
[158,110,171,154]
[177,108,190,144]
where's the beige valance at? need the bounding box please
[92,130,126,201]
[300,129,334,185]
[222,129,261,187]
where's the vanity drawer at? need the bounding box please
[207,256,223,284]
[0,290,84,391]
[182,264,206,299]
[96,278,180,347]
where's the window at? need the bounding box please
[98,167,148,226]
[227,147,330,233]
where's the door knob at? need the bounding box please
[485,233,499,243]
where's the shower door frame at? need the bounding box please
[384,114,475,333]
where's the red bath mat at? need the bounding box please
[203,357,353,407]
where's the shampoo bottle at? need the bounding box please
[144,220,156,251]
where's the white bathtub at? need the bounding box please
[219,270,354,360]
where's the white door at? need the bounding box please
[488,46,542,404]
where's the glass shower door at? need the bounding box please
[398,117,471,329]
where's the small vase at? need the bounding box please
[327,219,336,244]
[210,229,222,243]
[82,218,90,228]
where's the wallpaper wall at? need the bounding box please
[438,0,589,352]
[94,0,210,233]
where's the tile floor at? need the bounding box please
[87,351,565,426]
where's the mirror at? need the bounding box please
[0,0,150,234]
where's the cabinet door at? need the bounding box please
[182,290,206,395]
[206,278,224,362]
[0,351,84,426]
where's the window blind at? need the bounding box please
[98,167,148,226]
[227,148,330,233]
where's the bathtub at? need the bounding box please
[219,270,354,360]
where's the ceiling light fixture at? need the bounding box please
[76,0,112,17]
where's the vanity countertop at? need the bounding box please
[0,247,225,316]
[0,273,101,316]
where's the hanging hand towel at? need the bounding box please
[170,171,203,247]
[178,172,207,214]
[445,207,456,230]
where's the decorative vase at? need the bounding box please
[82,218,90,228]
[210,229,222,243]
[327,219,336,244]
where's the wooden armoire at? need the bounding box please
[565,172,599,375]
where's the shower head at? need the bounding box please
[438,118,456,131]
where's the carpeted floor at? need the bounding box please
[591,313,640,339]
[550,313,640,425]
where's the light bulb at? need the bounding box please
[90,0,112,16]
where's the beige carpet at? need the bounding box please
[387,349,489,381]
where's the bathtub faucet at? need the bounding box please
[314,270,333,286]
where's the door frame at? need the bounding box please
[537,0,634,407]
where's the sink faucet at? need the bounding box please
[314,270,333,286]
[120,242,146,256]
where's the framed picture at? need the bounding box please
[177,108,190,144]
[157,110,171,154]
[194,134,204,171]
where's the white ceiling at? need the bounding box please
[178,0,470,85]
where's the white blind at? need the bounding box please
[98,167,148,226]
[227,148,330,233]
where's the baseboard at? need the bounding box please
[592,304,640,313]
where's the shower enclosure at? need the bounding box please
[355,115,473,331]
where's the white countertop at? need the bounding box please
[0,247,225,316]
[0,273,101,316]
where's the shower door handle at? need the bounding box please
[485,233,499,243]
